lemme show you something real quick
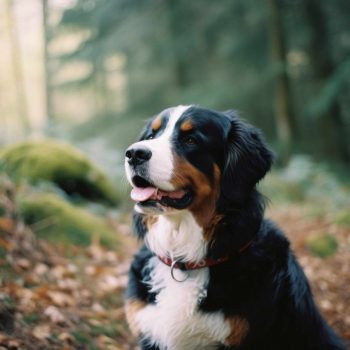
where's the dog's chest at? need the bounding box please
[135,259,230,350]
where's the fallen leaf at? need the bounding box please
[91,303,106,314]
[44,305,65,323]
[8,339,21,349]
[16,258,31,270]
[33,263,49,276]
[32,324,51,340]
[0,218,15,233]
[99,275,127,292]
[0,237,12,251]
[58,332,74,343]
[57,278,81,291]
[320,299,332,311]
[47,291,75,307]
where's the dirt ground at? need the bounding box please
[0,203,349,349]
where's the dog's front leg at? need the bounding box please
[125,298,147,336]
[125,245,154,337]
[126,303,161,348]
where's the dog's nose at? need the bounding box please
[125,146,152,166]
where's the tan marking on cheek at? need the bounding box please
[171,157,221,229]
[151,116,162,131]
[125,299,146,336]
[225,317,249,346]
[203,213,224,241]
[180,119,193,132]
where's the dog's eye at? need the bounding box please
[146,134,154,140]
[184,136,197,145]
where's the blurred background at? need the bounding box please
[0,0,349,349]
[1,0,350,163]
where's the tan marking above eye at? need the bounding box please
[151,116,162,131]
[180,120,193,132]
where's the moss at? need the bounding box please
[334,210,350,228]
[0,140,118,205]
[19,192,118,247]
[306,233,338,259]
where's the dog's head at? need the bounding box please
[125,105,274,228]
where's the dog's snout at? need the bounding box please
[125,146,152,166]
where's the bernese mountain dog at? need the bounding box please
[124,105,346,350]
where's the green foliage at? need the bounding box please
[56,0,274,125]
[23,313,40,326]
[306,233,338,258]
[89,323,119,338]
[308,58,350,118]
[334,210,350,228]
[72,319,123,349]
[48,0,350,164]
[19,192,118,247]
[0,140,119,205]
[71,330,97,350]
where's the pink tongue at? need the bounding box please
[131,187,157,202]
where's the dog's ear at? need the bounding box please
[219,111,275,207]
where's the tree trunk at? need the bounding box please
[6,0,30,133]
[93,58,109,116]
[304,0,350,163]
[167,0,189,90]
[267,0,296,158]
[42,0,54,124]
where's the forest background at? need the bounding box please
[0,1,349,349]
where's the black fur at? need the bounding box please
[126,107,346,350]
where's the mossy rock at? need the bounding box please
[306,233,338,259]
[19,192,118,247]
[0,140,118,205]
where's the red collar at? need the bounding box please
[157,239,253,271]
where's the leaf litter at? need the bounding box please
[0,177,349,349]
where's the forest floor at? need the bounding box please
[0,203,349,350]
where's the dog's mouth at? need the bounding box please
[130,176,194,210]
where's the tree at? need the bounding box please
[42,0,54,124]
[49,0,350,164]
[303,0,350,163]
[267,0,296,157]
[6,0,30,133]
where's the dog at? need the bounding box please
[124,105,346,350]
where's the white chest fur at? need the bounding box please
[135,211,231,350]
[145,211,208,263]
[135,258,231,350]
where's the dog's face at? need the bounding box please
[125,105,273,226]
